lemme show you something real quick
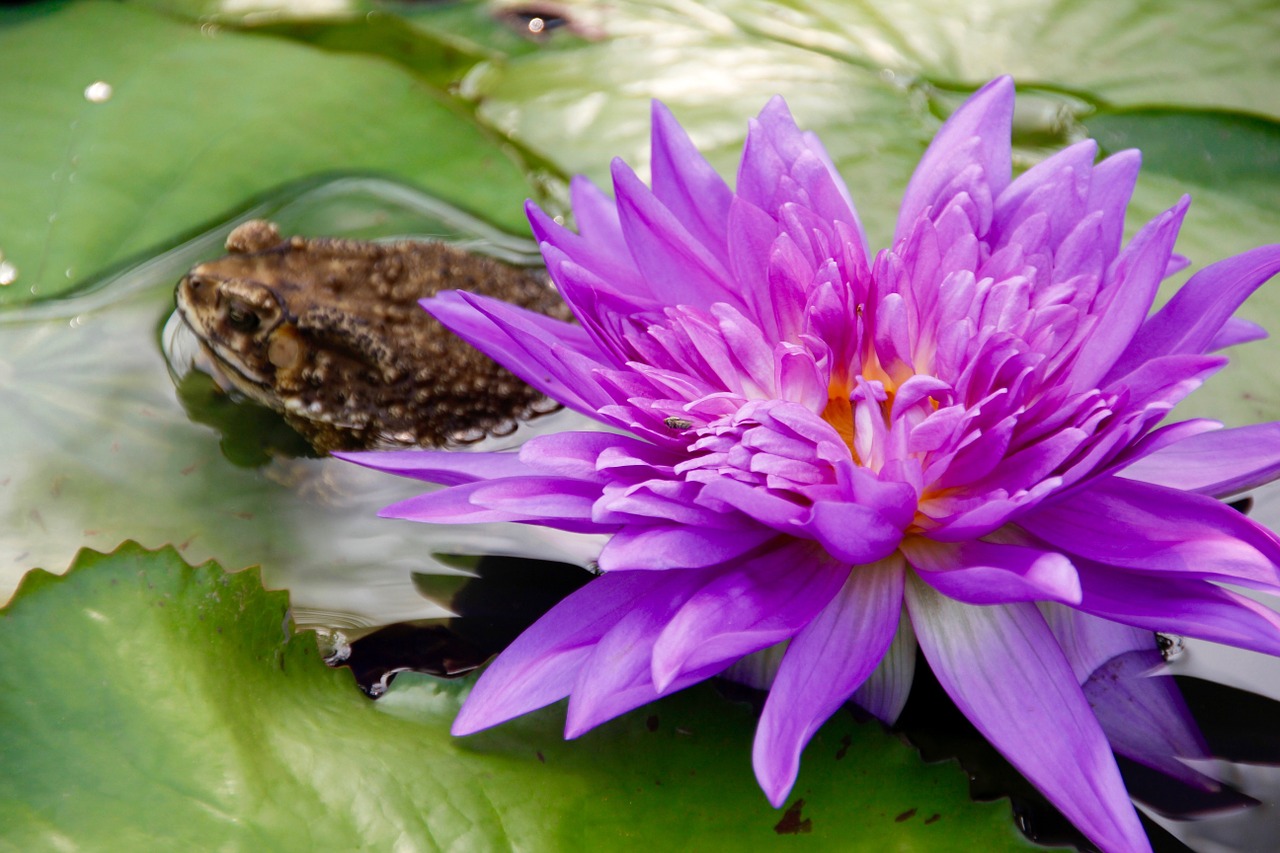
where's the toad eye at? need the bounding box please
[225,302,260,333]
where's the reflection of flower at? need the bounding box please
[342,78,1280,851]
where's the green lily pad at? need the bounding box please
[0,543,1031,850]
[1086,108,1280,208]
[713,0,1280,116]
[0,0,532,306]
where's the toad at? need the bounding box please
[175,220,570,452]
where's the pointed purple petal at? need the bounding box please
[901,537,1082,605]
[1073,558,1280,657]
[424,290,613,416]
[527,195,647,304]
[610,158,739,310]
[453,570,674,735]
[895,77,1014,242]
[737,96,864,242]
[652,544,851,692]
[851,613,916,725]
[753,555,905,805]
[905,578,1151,853]
[567,175,629,255]
[1089,651,1217,789]
[1086,150,1142,267]
[335,448,535,485]
[1041,604,1215,786]
[1119,422,1280,497]
[649,100,733,266]
[380,477,611,533]
[1020,476,1280,591]
[1209,316,1268,350]
[992,139,1096,250]
[597,523,778,571]
[1068,197,1189,391]
[564,569,725,736]
[1108,244,1280,379]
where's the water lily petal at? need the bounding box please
[1041,605,1215,787]
[1068,197,1189,391]
[1085,150,1142,267]
[335,448,535,484]
[901,537,1082,605]
[527,194,647,304]
[803,498,908,565]
[380,477,610,533]
[652,544,851,692]
[565,569,727,736]
[611,157,739,310]
[453,570,678,735]
[1119,422,1280,497]
[1073,558,1280,657]
[753,555,905,805]
[649,100,733,267]
[738,96,863,243]
[905,577,1151,853]
[850,610,916,725]
[895,77,1013,242]
[425,290,613,415]
[1209,316,1269,350]
[597,523,778,571]
[1110,244,1280,377]
[1021,475,1280,591]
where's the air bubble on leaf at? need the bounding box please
[313,628,352,665]
[83,81,112,103]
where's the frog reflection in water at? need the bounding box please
[175,220,570,452]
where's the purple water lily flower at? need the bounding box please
[341,77,1280,852]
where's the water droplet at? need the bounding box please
[553,215,565,226]
[83,81,113,103]
[314,628,351,665]
[65,268,75,280]
[1157,633,1185,662]
[527,16,545,33]
[0,260,17,286]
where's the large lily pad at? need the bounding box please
[0,0,532,306]
[0,543,1030,850]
